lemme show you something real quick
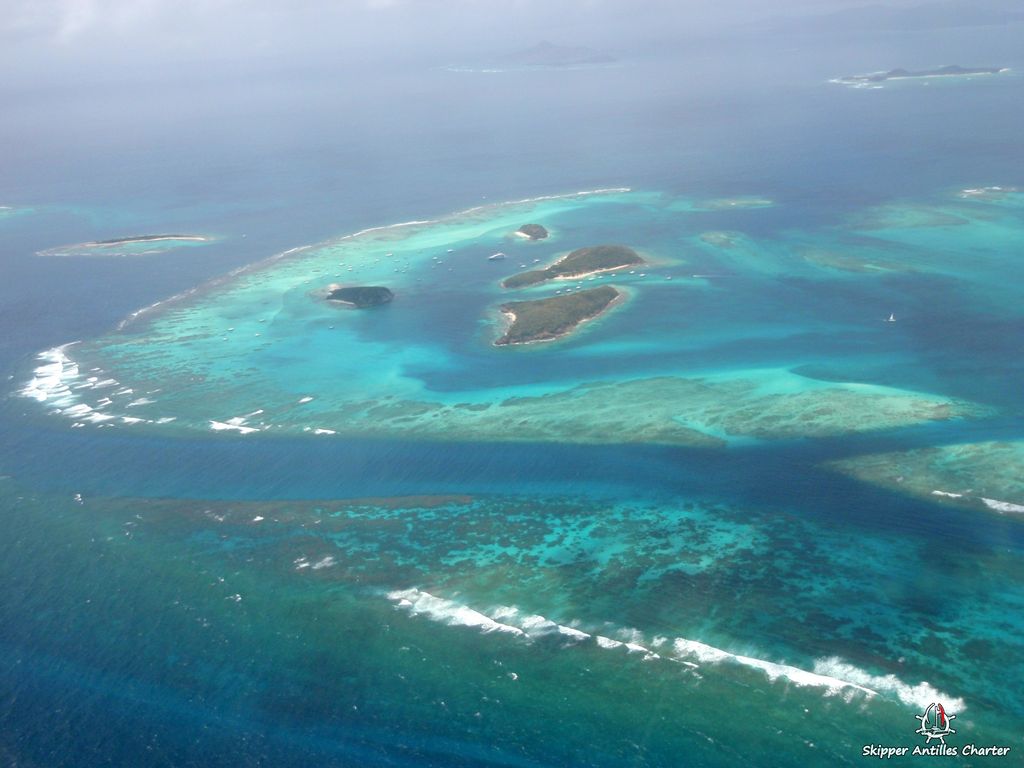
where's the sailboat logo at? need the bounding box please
[915,702,956,745]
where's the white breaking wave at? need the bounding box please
[15,189,640,438]
[386,588,965,711]
[930,490,1023,514]
[672,639,875,698]
[20,348,180,431]
[812,658,965,712]
[19,349,257,435]
[387,588,526,637]
[209,420,260,435]
[981,497,1024,514]
[19,344,82,405]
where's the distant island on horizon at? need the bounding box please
[446,41,617,73]
[90,234,209,245]
[834,64,1008,85]
[498,41,616,69]
[35,233,211,257]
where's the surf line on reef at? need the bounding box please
[386,587,966,712]
[109,186,631,331]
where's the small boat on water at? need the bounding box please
[489,252,506,261]
[885,313,896,323]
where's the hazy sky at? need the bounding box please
[0,1,902,80]
[2,0,1019,90]
[6,0,847,45]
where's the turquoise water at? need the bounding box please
[20,189,1003,443]
[9,183,1024,765]
[3,33,1024,767]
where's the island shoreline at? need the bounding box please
[494,287,627,347]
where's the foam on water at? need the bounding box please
[20,344,81,405]
[387,588,527,637]
[672,639,874,698]
[981,497,1024,514]
[209,420,261,435]
[812,658,966,712]
[386,588,964,710]
[18,188,998,450]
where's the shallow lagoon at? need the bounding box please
[9,182,1024,764]
[23,188,1007,446]
[4,15,1024,760]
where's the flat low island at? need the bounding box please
[326,285,394,308]
[502,244,642,289]
[836,65,1006,85]
[495,285,621,346]
[89,234,209,245]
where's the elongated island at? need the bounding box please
[90,234,209,245]
[495,285,621,345]
[835,65,1006,85]
[36,233,212,258]
[502,244,642,289]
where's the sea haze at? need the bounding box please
[1,3,1023,766]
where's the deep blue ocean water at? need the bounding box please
[2,26,1023,767]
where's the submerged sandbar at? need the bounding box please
[502,245,642,289]
[829,441,1024,517]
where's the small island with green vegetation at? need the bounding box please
[495,285,621,346]
[502,244,642,289]
[835,65,1006,86]
[516,224,549,241]
[36,233,212,257]
[326,285,394,308]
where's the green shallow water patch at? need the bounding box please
[17,187,1011,446]
[829,440,1024,517]
[4,480,1020,765]
[24,351,985,445]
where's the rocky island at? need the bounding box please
[835,65,1006,85]
[326,286,394,308]
[502,245,642,289]
[495,285,621,346]
[516,224,549,240]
